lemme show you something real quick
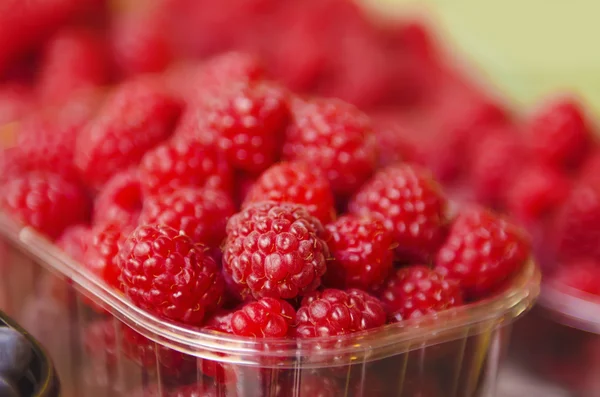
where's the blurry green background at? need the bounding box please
[367,0,600,113]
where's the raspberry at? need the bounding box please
[506,164,571,223]
[83,223,127,289]
[435,207,530,298]
[243,161,336,224]
[57,224,91,262]
[528,97,592,170]
[223,202,329,300]
[0,172,90,239]
[36,28,108,104]
[0,84,33,125]
[111,10,173,77]
[295,289,386,337]
[139,136,232,196]
[552,260,600,296]
[93,169,143,228]
[180,81,290,174]
[118,224,225,324]
[75,79,182,188]
[554,181,600,263]
[323,214,394,291]
[283,98,378,197]
[349,164,448,263]
[140,187,235,247]
[379,265,463,322]
[469,129,527,207]
[231,297,296,337]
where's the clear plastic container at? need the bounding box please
[509,282,600,397]
[0,212,540,397]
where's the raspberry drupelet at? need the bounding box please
[323,214,394,291]
[118,224,225,325]
[243,161,336,224]
[349,163,448,263]
[435,207,530,298]
[379,265,463,322]
[295,289,386,337]
[223,201,330,300]
[283,97,379,198]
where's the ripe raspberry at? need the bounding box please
[140,187,235,247]
[349,164,448,263]
[83,223,127,289]
[57,224,91,262]
[528,97,592,170]
[118,224,225,324]
[323,214,394,291]
[554,181,600,262]
[552,260,600,296]
[139,136,232,196]
[0,83,33,125]
[111,11,172,77]
[506,164,571,223]
[283,98,378,197]
[75,79,182,188]
[295,289,386,337]
[37,27,108,104]
[243,161,336,224]
[93,169,143,228]
[379,265,463,322]
[231,298,296,337]
[181,81,290,174]
[435,207,530,298]
[0,172,90,239]
[223,202,329,300]
[468,129,527,207]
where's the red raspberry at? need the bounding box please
[57,224,91,262]
[223,202,329,300]
[243,161,336,224]
[469,129,527,207]
[118,224,225,324]
[231,297,296,337]
[379,265,463,322]
[283,98,378,197]
[506,164,571,223]
[111,11,173,77]
[528,97,592,170]
[83,223,127,289]
[0,84,33,125]
[93,169,143,228]
[435,207,530,298]
[4,93,101,181]
[74,79,182,188]
[140,187,235,247]
[295,289,386,337]
[36,28,108,104]
[554,181,600,263]
[323,214,394,291]
[180,81,290,174]
[349,164,448,263]
[0,172,90,239]
[552,260,600,296]
[139,136,232,196]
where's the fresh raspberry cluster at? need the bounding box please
[0,48,531,341]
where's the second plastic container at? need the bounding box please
[0,213,540,397]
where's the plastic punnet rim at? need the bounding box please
[0,213,541,367]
